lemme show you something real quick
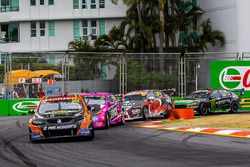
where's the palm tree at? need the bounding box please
[197,19,225,51]
[158,0,167,53]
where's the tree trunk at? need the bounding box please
[159,2,165,74]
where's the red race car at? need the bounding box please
[122,90,174,120]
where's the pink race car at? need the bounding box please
[81,92,125,129]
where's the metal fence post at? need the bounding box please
[120,53,127,95]
[178,53,186,98]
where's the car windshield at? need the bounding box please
[38,99,83,115]
[124,94,146,101]
[84,96,106,105]
[187,91,210,98]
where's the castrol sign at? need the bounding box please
[211,61,250,97]
[219,66,250,90]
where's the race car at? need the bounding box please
[82,92,125,129]
[174,89,241,115]
[122,90,174,120]
[28,94,94,142]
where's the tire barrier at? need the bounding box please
[169,108,194,120]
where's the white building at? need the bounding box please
[198,0,250,53]
[0,0,127,52]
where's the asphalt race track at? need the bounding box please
[1,116,250,167]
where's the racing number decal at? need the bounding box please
[109,105,118,120]
[210,99,216,110]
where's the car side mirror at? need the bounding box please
[28,110,35,114]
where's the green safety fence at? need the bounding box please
[0,98,41,116]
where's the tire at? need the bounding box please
[163,111,170,119]
[105,113,111,129]
[198,103,208,115]
[120,113,126,125]
[230,101,239,113]
[142,107,149,120]
[87,124,95,140]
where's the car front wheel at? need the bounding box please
[142,107,149,120]
[105,113,111,129]
[199,103,208,115]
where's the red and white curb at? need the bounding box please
[135,121,250,138]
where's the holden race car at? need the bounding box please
[82,92,125,129]
[28,94,94,142]
[122,90,174,120]
[174,89,241,115]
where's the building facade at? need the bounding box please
[198,0,250,53]
[0,0,127,52]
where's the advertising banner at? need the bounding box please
[8,98,40,116]
[0,100,9,116]
[211,61,250,97]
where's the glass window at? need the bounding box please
[82,0,87,9]
[31,22,36,37]
[40,21,45,37]
[73,20,80,39]
[210,90,220,99]
[1,0,10,12]
[99,0,104,8]
[90,0,96,9]
[220,90,231,98]
[73,0,79,9]
[49,21,55,37]
[30,0,36,6]
[11,0,19,11]
[40,0,44,5]
[82,20,88,39]
[48,0,54,5]
[99,19,105,35]
[91,19,97,40]
[9,23,19,42]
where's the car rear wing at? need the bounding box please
[161,88,176,96]
[230,88,245,97]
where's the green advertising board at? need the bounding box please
[211,61,250,98]
[0,100,9,116]
[8,98,40,116]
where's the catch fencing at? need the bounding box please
[0,51,241,99]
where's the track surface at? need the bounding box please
[1,116,250,167]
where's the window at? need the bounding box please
[48,0,54,5]
[99,0,104,8]
[73,0,79,9]
[90,0,96,9]
[82,0,87,9]
[210,90,220,99]
[1,0,10,12]
[73,20,80,39]
[91,19,97,40]
[8,23,19,42]
[31,22,36,37]
[30,0,36,6]
[40,21,45,37]
[99,19,105,35]
[49,21,55,37]
[82,20,88,40]
[40,0,44,5]
[0,0,19,12]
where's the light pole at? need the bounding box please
[195,63,200,90]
